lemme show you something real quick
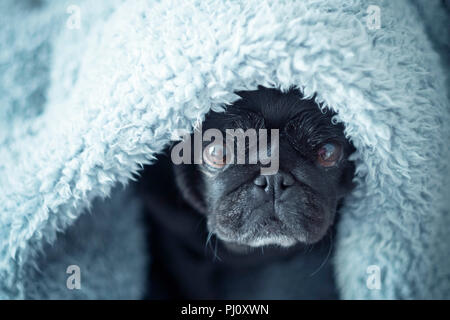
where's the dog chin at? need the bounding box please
[246,235,297,248]
[220,236,298,255]
[217,231,298,250]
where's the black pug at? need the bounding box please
[138,86,355,299]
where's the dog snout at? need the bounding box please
[253,171,295,198]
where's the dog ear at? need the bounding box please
[336,145,357,199]
[172,163,208,214]
[169,139,209,214]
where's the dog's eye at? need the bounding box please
[316,142,342,167]
[203,144,228,169]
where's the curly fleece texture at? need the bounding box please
[0,0,449,299]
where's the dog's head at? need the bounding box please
[172,87,355,249]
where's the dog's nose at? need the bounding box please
[253,171,295,193]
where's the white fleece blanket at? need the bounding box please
[0,0,449,299]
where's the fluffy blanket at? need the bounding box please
[0,0,449,299]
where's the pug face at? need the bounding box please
[173,86,355,249]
